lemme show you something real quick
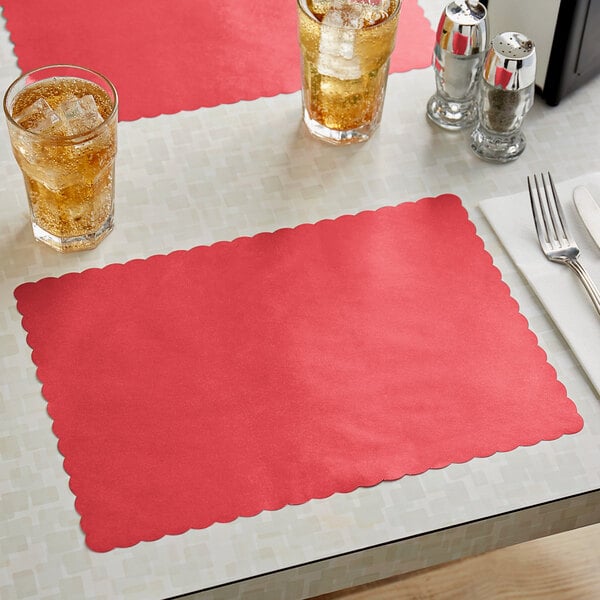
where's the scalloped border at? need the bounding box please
[14,195,584,552]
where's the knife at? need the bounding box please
[574,186,600,251]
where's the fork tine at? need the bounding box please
[539,172,559,247]
[528,174,551,247]
[529,172,571,250]
[546,171,571,243]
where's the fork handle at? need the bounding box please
[566,258,600,316]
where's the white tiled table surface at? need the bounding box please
[1,2,599,599]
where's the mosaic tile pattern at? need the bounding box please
[1,2,600,598]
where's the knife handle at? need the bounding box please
[567,258,600,316]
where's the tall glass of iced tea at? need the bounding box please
[297,0,401,144]
[3,65,118,252]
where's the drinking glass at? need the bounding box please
[297,0,401,144]
[4,65,118,252]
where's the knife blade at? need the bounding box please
[574,186,600,251]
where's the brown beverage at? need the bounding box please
[297,0,401,144]
[4,66,117,252]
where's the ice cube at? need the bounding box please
[57,94,104,136]
[318,3,363,79]
[321,14,358,59]
[13,98,61,134]
[362,0,391,10]
[331,0,392,27]
[361,8,388,25]
[317,54,361,79]
[323,2,364,30]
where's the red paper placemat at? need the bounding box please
[1,0,434,121]
[15,195,583,552]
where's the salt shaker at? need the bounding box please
[426,0,487,130]
[470,32,536,162]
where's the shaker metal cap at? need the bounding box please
[483,32,536,90]
[435,0,487,56]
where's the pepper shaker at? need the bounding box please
[470,32,536,162]
[426,0,487,130]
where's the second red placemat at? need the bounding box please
[1,0,435,120]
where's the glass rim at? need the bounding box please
[296,0,401,29]
[3,63,118,142]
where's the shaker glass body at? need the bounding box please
[470,81,534,162]
[426,0,487,131]
[470,32,536,162]
[427,49,484,130]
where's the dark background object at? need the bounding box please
[544,0,600,105]
[483,0,600,105]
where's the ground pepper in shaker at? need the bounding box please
[426,0,487,130]
[470,32,536,162]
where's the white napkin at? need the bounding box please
[480,172,600,394]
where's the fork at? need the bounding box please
[528,172,600,316]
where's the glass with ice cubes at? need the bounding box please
[3,65,117,252]
[297,0,401,144]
